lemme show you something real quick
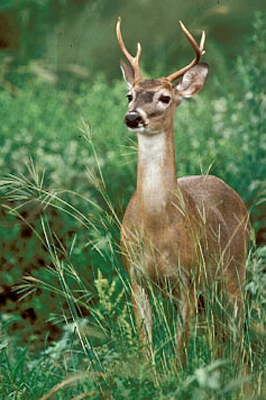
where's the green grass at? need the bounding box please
[0,131,265,400]
[0,13,265,400]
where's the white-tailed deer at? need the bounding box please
[116,17,250,365]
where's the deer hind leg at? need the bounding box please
[226,255,246,354]
[226,256,248,379]
[225,256,251,395]
[223,217,249,361]
[131,280,153,359]
[210,253,246,368]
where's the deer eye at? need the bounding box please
[126,94,133,102]
[159,95,171,104]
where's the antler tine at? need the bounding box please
[116,16,142,80]
[167,20,206,82]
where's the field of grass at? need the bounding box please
[0,13,265,400]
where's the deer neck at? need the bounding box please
[137,125,177,226]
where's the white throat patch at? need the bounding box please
[138,133,166,214]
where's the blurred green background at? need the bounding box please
[0,0,265,343]
[0,0,265,79]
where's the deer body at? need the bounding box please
[116,18,249,362]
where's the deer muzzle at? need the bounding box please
[125,112,144,129]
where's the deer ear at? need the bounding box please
[175,63,209,99]
[120,59,134,88]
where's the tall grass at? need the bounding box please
[0,126,265,399]
[0,13,265,400]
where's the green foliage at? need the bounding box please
[0,12,265,400]
[0,0,265,80]
[0,243,265,399]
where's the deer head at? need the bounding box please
[116,17,209,135]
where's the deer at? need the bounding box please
[116,17,250,366]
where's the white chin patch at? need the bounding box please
[128,126,146,134]
[128,126,159,135]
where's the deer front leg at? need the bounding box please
[131,280,153,359]
[174,288,193,369]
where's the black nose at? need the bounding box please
[125,112,143,128]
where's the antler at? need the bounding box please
[116,16,142,80]
[167,20,206,82]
